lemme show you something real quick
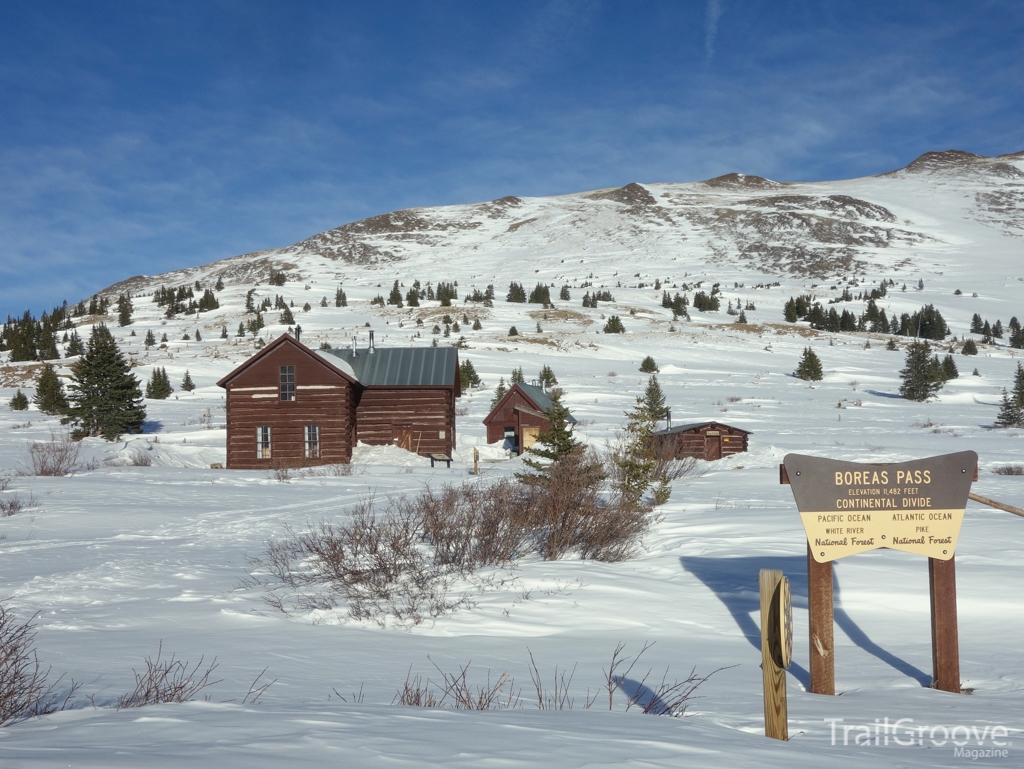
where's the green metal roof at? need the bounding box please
[513,383,577,423]
[324,346,458,387]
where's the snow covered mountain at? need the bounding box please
[103,148,1024,301]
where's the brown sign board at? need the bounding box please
[783,451,977,563]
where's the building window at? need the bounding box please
[256,426,271,459]
[304,425,320,458]
[280,365,295,401]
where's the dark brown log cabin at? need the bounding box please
[217,334,459,469]
[650,421,750,462]
[482,382,575,455]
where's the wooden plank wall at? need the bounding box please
[355,388,455,456]
[224,344,355,469]
[484,390,549,444]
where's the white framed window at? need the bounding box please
[256,426,271,459]
[304,425,320,458]
[280,365,295,401]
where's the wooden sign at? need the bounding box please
[783,451,977,563]
[760,569,790,740]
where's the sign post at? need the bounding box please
[760,568,792,740]
[782,451,977,694]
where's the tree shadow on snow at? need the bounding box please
[142,420,164,433]
[680,555,931,689]
[865,389,902,399]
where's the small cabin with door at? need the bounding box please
[650,421,750,461]
[482,382,576,455]
[217,333,459,469]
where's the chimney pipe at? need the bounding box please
[369,330,375,354]
[351,336,358,356]
[295,324,302,343]
[666,408,672,429]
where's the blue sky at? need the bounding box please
[2,1,1023,319]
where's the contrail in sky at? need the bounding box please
[705,0,722,63]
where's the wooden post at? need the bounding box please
[929,556,961,693]
[760,569,788,741]
[807,543,835,695]
[473,447,479,476]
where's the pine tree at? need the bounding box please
[181,370,196,392]
[899,340,943,401]
[66,331,84,356]
[33,364,68,415]
[490,377,508,409]
[387,280,404,307]
[506,282,526,303]
[9,390,29,411]
[117,294,133,326]
[220,325,228,339]
[639,355,659,373]
[603,315,625,333]
[1013,362,1024,408]
[784,298,799,323]
[611,397,660,510]
[516,393,583,486]
[335,286,347,307]
[508,326,519,336]
[941,354,959,381]
[237,322,246,337]
[195,329,202,342]
[962,339,978,355]
[144,330,156,347]
[459,360,481,390]
[215,276,224,291]
[510,367,525,384]
[279,305,295,325]
[994,389,1024,428]
[736,310,748,324]
[63,325,146,440]
[472,318,482,330]
[559,285,571,301]
[794,347,823,381]
[538,365,558,388]
[145,367,173,399]
[640,375,669,422]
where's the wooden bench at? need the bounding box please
[429,453,452,468]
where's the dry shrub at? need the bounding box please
[0,605,78,725]
[116,642,221,709]
[129,449,152,467]
[394,660,519,710]
[247,451,662,624]
[28,431,80,476]
[993,465,1024,476]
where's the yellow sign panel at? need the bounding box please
[784,452,977,563]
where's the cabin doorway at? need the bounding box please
[705,435,722,461]
[393,424,413,451]
[522,427,541,452]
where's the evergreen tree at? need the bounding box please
[528,283,551,304]
[962,339,978,355]
[335,286,348,307]
[899,340,943,401]
[33,364,68,415]
[559,285,571,301]
[237,322,246,337]
[472,318,482,330]
[611,396,661,509]
[994,389,1024,428]
[794,347,823,381]
[144,330,156,347]
[117,293,133,327]
[9,389,29,411]
[220,325,228,339]
[603,315,625,333]
[181,370,196,392]
[160,332,169,343]
[506,282,527,302]
[1013,362,1024,408]
[886,338,898,351]
[736,310,748,324]
[941,354,959,381]
[970,313,984,334]
[459,360,481,390]
[783,297,799,322]
[538,365,558,388]
[405,288,420,307]
[490,377,508,409]
[510,366,525,384]
[641,375,669,422]
[639,355,659,373]
[65,331,84,356]
[63,325,146,440]
[145,367,173,399]
[195,329,202,342]
[215,276,224,291]
[508,326,519,336]
[279,305,295,325]
[516,393,584,486]
[387,280,404,307]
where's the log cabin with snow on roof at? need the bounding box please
[482,381,576,455]
[216,332,460,469]
[650,420,750,462]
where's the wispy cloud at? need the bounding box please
[705,0,723,64]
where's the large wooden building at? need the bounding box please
[217,334,460,469]
[650,421,750,462]
[482,382,576,455]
